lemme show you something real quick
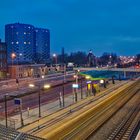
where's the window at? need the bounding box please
[16,41,19,44]
[11,42,14,44]
[24,32,26,35]
[24,42,26,44]
[16,32,19,35]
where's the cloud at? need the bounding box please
[113,36,140,42]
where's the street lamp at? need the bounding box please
[29,84,51,118]
[53,53,57,65]
[11,53,16,65]
[4,94,18,128]
[100,79,106,88]
[41,75,45,79]
[85,75,92,96]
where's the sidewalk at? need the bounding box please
[0,80,126,129]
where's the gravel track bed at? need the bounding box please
[87,90,140,140]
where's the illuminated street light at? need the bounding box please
[29,84,35,88]
[85,75,90,80]
[100,79,104,84]
[100,79,106,88]
[41,75,45,79]
[11,53,16,59]
[29,84,51,117]
[44,84,51,89]
[11,53,16,66]
[77,69,80,72]
[53,53,56,57]
[53,53,57,64]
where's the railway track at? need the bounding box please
[61,83,140,140]
[19,80,129,134]
[107,89,140,140]
[32,80,140,139]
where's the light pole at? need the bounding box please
[29,84,50,118]
[61,63,66,107]
[80,75,83,99]
[100,79,106,88]
[112,76,115,84]
[53,53,57,65]
[73,69,82,100]
[86,75,91,96]
[11,53,16,66]
[4,94,17,128]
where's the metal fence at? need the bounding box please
[0,124,45,140]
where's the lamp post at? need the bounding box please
[112,76,115,84]
[86,75,91,96]
[100,79,106,88]
[61,63,66,107]
[53,53,57,65]
[4,95,8,128]
[80,75,83,99]
[11,53,16,66]
[29,84,50,118]
[4,94,18,128]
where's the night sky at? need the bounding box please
[0,0,140,56]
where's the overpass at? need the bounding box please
[74,67,140,72]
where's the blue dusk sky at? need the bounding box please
[0,0,140,56]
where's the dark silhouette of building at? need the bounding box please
[87,50,96,67]
[0,39,7,79]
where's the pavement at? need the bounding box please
[0,80,127,129]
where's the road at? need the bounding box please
[0,72,74,96]
[0,76,87,116]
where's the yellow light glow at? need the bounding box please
[73,75,78,78]
[44,84,51,89]
[86,76,90,79]
[11,53,16,59]
[100,80,104,84]
[29,84,35,88]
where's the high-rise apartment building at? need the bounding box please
[5,23,35,64]
[0,39,7,79]
[35,28,50,63]
[5,23,50,64]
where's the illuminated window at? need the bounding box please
[24,32,26,35]
[24,42,26,44]
[28,26,31,29]
[28,42,31,44]
[16,41,19,44]
[11,42,14,44]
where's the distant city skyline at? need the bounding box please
[0,0,140,56]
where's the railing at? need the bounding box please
[0,124,45,140]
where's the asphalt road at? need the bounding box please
[0,77,87,116]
